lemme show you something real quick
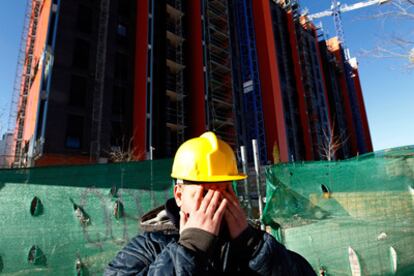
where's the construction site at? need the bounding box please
[1,0,412,275]
[1,0,373,168]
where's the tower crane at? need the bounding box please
[306,0,391,60]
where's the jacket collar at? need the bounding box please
[139,198,179,234]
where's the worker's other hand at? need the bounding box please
[179,188,227,236]
[223,188,248,239]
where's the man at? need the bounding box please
[105,132,315,275]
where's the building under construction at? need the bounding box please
[8,0,372,167]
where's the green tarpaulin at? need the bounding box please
[263,146,414,275]
[1,146,414,275]
[0,160,173,275]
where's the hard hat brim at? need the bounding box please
[171,173,247,182]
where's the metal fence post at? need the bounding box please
[252,139,264,230]
[240,146,252,217]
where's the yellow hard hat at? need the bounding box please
[171,132,247,182]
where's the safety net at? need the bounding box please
[0,159,173,275]
[1,146,414,275]
[263,146,414,275]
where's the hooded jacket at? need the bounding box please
[104,198,316,275]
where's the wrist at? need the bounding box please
[178,228,218,257]
[231,225,262,259]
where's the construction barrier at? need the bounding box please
[263,146,414,275]
[1,146,414,275]
[0,160,173,275]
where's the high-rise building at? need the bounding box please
[9,0,372,168]
[231,0,372,162]
[0,132,14,168]
[11,0,137,167]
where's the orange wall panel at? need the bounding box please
[22,0,52,143]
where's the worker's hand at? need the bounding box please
[223,188,248,239]
[180,188,228,236]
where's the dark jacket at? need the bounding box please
[104,199,316,275]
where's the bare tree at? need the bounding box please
[106,136,145,163]
[319,123,348,161]
[360,0,414,69]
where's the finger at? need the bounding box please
[198,189,214,212]
[213,198,228,222]
[194,186,204,210]
[222,189,239,208]
[206,190,221,216]
[222,191,246,218]
[224,204,239,222]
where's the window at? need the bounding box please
[65,115,84,149]
[118,0,130,18]
[69,75,88,107]
[76,5,93,33]
[115,52,128,80]
[117,24,127,37]
[116,23,128,46]
[112,86,126,114]
[72,39,90,69]
[110,121,123,147]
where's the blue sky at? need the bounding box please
[300,0,413,150]
[0,1,412,150]
[0,1,26,135]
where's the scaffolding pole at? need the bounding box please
[204,0,236,146]
[165,0,186,154]
[90,0,110,161]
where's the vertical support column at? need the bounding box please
[187,0,206,137]
[312,26,333,132]
[252,139,264,230]
[328,39,358,155]
[286,11,313,160]
[351,67,373,152]
[133,0,149,159]
[251,0,289,162]
[240,145,252,217]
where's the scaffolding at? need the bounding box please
[10,0,43,167]
[90,0,110,160]
[233,0,267,164]
[203,0,236,146]
[291,5,331,160]
[272,3,306,161]
[165,0,186,155]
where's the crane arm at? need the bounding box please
[308,10,334,20]
[308,0,390,20]
[340,0,390,13]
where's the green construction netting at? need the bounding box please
[0,159,173,275]
[263,146,414,275]
[2,146,414,275]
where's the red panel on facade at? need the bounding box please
[311,27,333,132]
[252,0,289,162]
[352,68,373,152]
[335,54,358,154]
[133,0,149,159]
[286,12,313,160]
[186,0,206,138]
[35,154,93,167]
